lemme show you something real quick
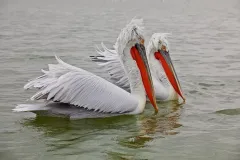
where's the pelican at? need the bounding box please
[92,33,185,102]
[13,19,159,119]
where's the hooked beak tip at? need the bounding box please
[183,97,186,102]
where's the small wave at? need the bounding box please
[215,108,240,115]
[199,83,225,87]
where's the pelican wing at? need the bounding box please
[23,56,138,113]
[91,43,130,91]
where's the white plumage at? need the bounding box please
[96,42,130,89]
[14,18,155,118]
[93,33,179,101]
[22,55,138,114]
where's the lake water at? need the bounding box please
[0,0,240,159]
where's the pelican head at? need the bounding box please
[150,33,170,52]
[115,19,158,112]
[148,33,185,101]
[114,19,145,55]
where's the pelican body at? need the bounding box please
[93,33,185,102]
[14,19,159,119]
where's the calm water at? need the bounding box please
[0,0,240,159]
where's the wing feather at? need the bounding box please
[90,42,130,91]
[25,56,138,114]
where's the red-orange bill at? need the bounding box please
[155,51,185,102]
[131,44,158,113]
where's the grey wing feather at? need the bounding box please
[24,55,138,113]
[90,42,130,91]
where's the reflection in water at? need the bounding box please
[107,101,183,160]
[23,116,71,136]
[117,101,183,150]
[140,101,183,135]
[23,115,137,135]
[22,114,138,153]
[21,101,183,159]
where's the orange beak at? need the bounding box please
[130,43,158,113]
[154,50,185,102]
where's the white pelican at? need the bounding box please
[13,19,159,118]
[92,33,185,102]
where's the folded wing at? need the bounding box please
[23,56,138,113]
[91,43,130,91]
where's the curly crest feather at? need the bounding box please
[114,18,144,56]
